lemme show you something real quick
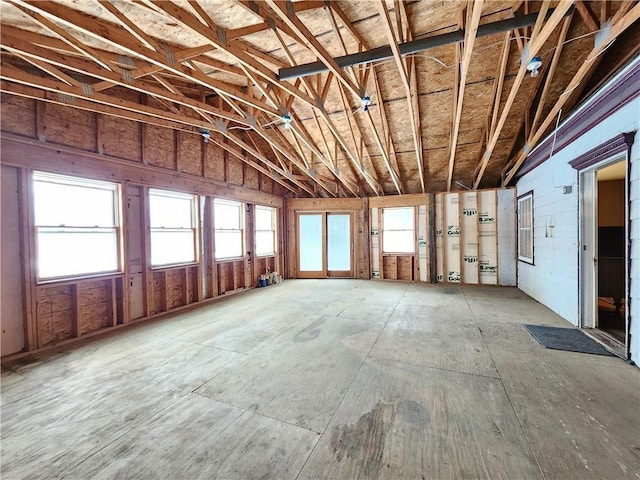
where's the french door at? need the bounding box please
[297,212,353,278]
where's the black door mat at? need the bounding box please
[524,325,614,356]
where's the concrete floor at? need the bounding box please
[2,280,639,479]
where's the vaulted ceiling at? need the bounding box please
[1,1,639,197]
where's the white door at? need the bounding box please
[580,170,597,329]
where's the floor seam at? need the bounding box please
[461,285,547,480]
[368,356,502,380]
[55,396,185,478]
[176,339,248,355]
[190,389,323,434]
[292,284,407,480]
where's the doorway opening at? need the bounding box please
[580,157,628,356]
[596,161,627,343]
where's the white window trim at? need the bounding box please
[382,206,416,254]
[255,205,276,257]
[213,198,244,260]
[33,171,121,281]
[149,188,198,267]
[517,191,534,264]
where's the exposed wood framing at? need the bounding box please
[10,1,114,72]
[473,0,574,189]
[488,32,511,141]
[0,0,634,197]
[148,0,316,105]
[4,4,281,117]
[504,2,640,184]
[376,0,425,192]
[530,16,572,134]
[446,0,484,191]
[267,28,361,197]
[575,1,599,33]
[264,0,363,99]
[0,72,307,195]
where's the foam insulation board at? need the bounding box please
[418,204,428,282]
[370,207,380,278]
[497,188,517,286]
[478,190,498,285]
[435,194,444,282]
[460,192,479,284]
[444,193,461,283]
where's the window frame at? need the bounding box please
[381,206,416,254]
[254,205,277,257]
[32,171,121,282]
[213,198,245,261]
[148,188,198,268]
[517,191,534,264]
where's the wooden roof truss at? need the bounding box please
[1,0,639,196]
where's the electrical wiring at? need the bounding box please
[227,125,255,131]
[409,27,605,72]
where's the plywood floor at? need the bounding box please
[2,280,639,479]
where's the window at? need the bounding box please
[214,199,244,259]
[518,192,534,263]
[149,189,197,266]
[255,206,276,256]
[382,207,415,253]
[33,171,119,280]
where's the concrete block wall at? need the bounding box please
[516,160,579,323]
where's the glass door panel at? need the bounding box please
[298,214,324,276]
[327,213,352,276]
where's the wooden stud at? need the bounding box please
[600,1,608,25]
[494,190,500,286]
[120,182,132,324]
[35,99,46,141]
[140,186,153,317]
[109,278,118,327]
[18,168,37,351]
[182,267,189,306]
[161,270,168,312]
[71,283,80,337]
